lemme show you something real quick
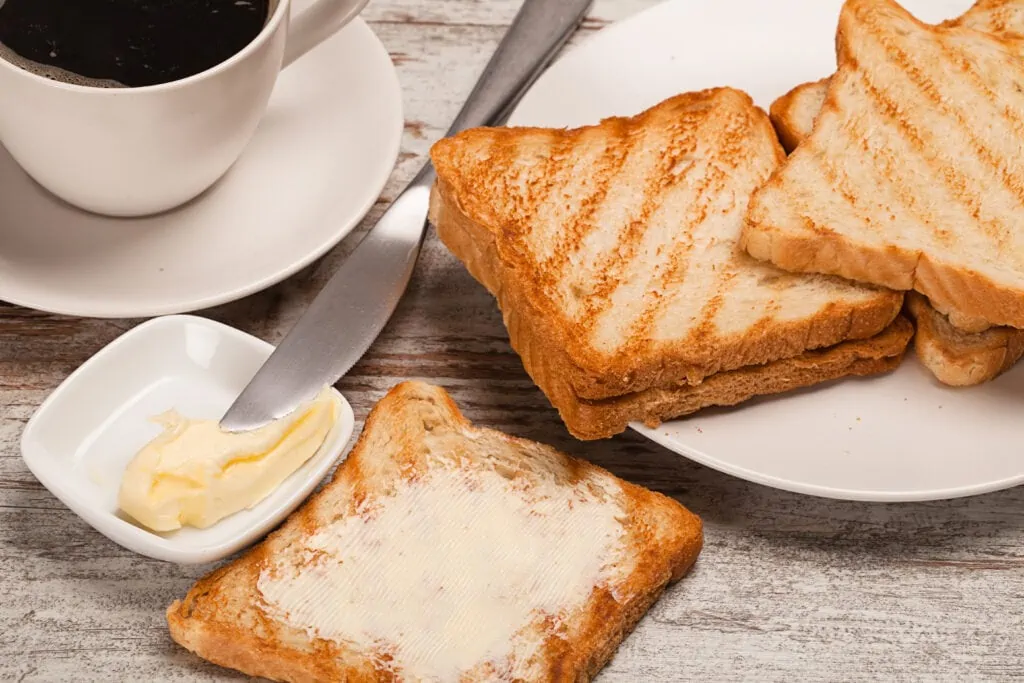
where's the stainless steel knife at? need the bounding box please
[220,0,594,431]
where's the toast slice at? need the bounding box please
[769,0,1024,334]
[168,382,703,682]
[769,0,1024,154]
[744,0,1024,332]
[553,316,912,440]
[905,293,1024,385]
[767,1,1024,386]
[769,79,828,154]
[430,88,902,414]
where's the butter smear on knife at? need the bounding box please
[118,387,340,532]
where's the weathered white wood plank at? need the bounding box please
[361,0,651,27]
[2,1,1023,681]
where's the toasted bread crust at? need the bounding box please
[905,293,1024,386]
[742,207,1024,330]
[936,307,993,335]
[168,382,702,681]
[431,88,903,403]
[769,79,828,153]
[549,317,913,440]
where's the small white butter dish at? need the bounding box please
[20,315,355,564]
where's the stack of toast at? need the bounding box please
[764,0,1024,387]
[431,89,911,440]
[431,0,1024,439]
[169,382,702,681]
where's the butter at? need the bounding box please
[256,464,631,681]
[118,387,340,532]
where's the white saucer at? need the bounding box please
[508,0,1024,502]
[0,16,402,318]
[20,315,356,563]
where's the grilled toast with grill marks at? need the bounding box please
[766,0,1024,386]
[744,0,1024,332]
[769,0,1024,156]
[168,381,703,682]
[429,88,903,438]
[771,79,1024,385]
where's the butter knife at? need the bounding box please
[220,0,594,431]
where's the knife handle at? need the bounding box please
[446,0,594,137]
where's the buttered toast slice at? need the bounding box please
[168,382,703,682]
[430,88,901,411]
[745,0,1024,332]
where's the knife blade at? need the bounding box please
[220,0,594,431]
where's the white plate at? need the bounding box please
[507,0,1024,502]
[20,315,355,563]
[0,15,402,318]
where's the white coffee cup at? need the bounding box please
[0,0,369,217]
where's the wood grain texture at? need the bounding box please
[1,1,1023,681]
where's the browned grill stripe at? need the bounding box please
[540,119,631,279]
[936,36,1024,144]
[619,162,728,350]
[988,13,1010,34]
[516,132,581,247]
[578,109,708,332]
[691,289,728,345]
[968,6,1011,35]
[470,131,537,238]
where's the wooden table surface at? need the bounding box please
[2,1,1023,680]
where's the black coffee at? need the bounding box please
[0,0,271,88]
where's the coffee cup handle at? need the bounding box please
[282,0,371,68]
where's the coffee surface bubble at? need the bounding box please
[0,0,271,88]
[0,42,125,87]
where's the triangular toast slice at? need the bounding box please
[430,88,902,411]
[168,382,703,682]
[745,0,1024,332]
[765,0,1024,386]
